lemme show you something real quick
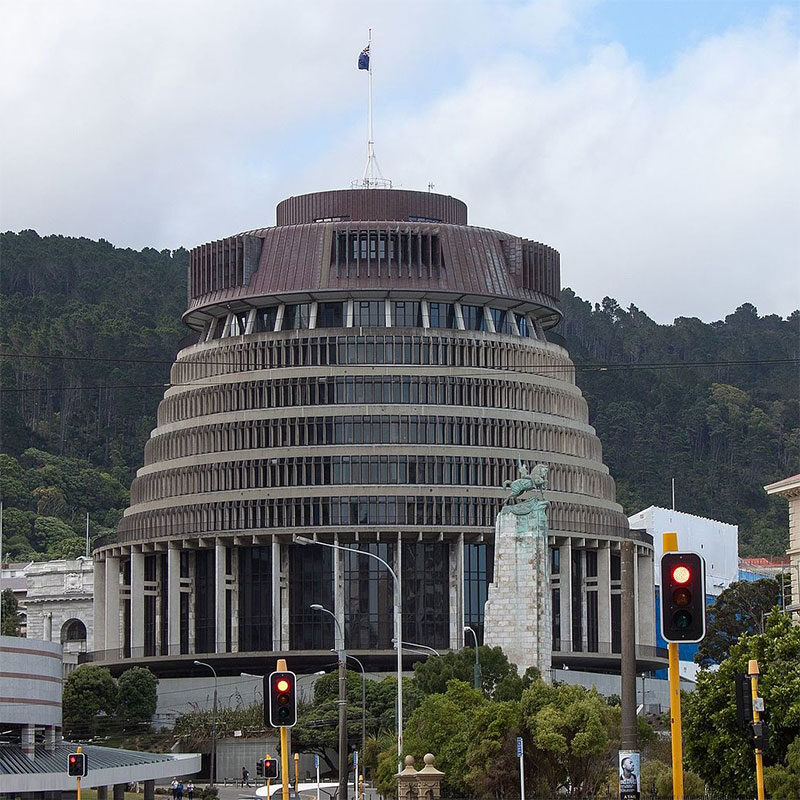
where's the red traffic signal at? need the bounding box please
[67,752,88,777]
[265,670,297,728]
[660,552,706,643]
[263,757,279,779]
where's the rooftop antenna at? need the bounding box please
[355,29,391,189]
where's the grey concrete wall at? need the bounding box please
[0,636,62,726]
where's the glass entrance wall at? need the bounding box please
[401,542,449,649]
[238,546,273,652]
[289,545,334,650]
[343,543,394,649]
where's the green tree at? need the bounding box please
[62,665,117,738]
[116,666,159,731]
[684,613,800,797]
[412,645,532,699]
[695,579,781,667]
[1,589,23,635]
[765,736,800,800]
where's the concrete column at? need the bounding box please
[143,780,155,800]
[113,784,125,800]
[44,725,56,753]
[104,556,121,653]
[130,548,145,656]
[598,543,612,646]
[559,540,572,650]
[637,549,656,647]
[167,546,180,655]
[448,534,464,650]
[96,787,108,800]
[94,558,106,652]
[215,541,227,652]
[22,723,34,761]
[333,534,345,646]
[43,612,53,642]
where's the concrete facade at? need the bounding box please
[23,558,94,674]
[764,473,800,616]
[90,188,659,682]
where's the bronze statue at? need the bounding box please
[503,459,548,505]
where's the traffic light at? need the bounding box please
[266,670,297,728]
[256,760,264,777]
[67,752,87,777]
[735,674,753,729]
[751,720,768,752]
[263,757,279,779]
[660,552,706,642]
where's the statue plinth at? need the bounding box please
[483,465,552,681]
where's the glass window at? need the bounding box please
[317,302,345,328]
[571,550,583,651]
[461,304,486,331]
[238,546,272,652]
[403,542,449,649]
[289,545,334,649]
[194,549,215,654]
[282,304,311,330]
[552,588,561,650]
[213,317,226,339]
[256,307,278,332]
[230,311,249,336]
[586,550,598,577]
[428,302,456,329]
[489,308,512,334]
[353,300,385,327]
[392,301,422,328]
[343,543,394,649]
[464,543,494,645]
[514,313,530,337]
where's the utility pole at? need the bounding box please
[663,532,684,800]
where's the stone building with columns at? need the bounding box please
[89,188,661,679]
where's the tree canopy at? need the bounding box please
[684,612,800,798]
[1,589,23,636]
[695,578,781,667]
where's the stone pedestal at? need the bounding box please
[483,500,551,680]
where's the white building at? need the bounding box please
[628,506,739,682]
[765,473,800,617]
[628,506,739,597]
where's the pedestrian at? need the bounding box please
[242,765,250,786]
[186,781,194,799]
[176,780,184,800]
[171,778,178,800]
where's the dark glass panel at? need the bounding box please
[317,302,345,328]
[402,542,449,649]
[552,588,561,649]
[238,546,273,652]
[194,549,216,654]
[343,543,394,649]
[144,595,157,657]
[392,301,422,328]
[256,306,279,333]
[571,550,582,651]
[289,545,334,649]
[587,591,598,652]
[464,543,494,645]
[282,303,311,330]
[353,300,385,327]
[461,304,486,331]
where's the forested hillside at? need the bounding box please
[1,230,797,559]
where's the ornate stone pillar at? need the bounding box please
[397,756,419,800]
[416,754,445,800]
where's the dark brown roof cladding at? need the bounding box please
[276,189,467,226]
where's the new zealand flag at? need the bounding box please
[358,45,370,71]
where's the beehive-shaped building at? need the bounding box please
[91,189,658,675]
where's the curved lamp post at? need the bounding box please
[193,660,218,786]
[311,603,348,800]
[295,535,403,771]
[463,626,482,691]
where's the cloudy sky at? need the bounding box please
[1,0,797,323]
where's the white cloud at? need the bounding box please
[0,1,796,322]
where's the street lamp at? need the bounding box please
[344,654,367,800]
[311,603,348,800]
[395,640,441,657]
[193,660,218,786]
[463,626,482,691]
[295,535,404,771]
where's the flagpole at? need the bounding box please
[357,29,390,189]
[367,27,374,186]
[85,512,90,558]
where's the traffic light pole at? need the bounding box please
[76,745,82,800]
[277,658,291,800]
[748,660,766,800]
[663,532,685,800]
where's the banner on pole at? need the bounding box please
[618,751,641,800]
